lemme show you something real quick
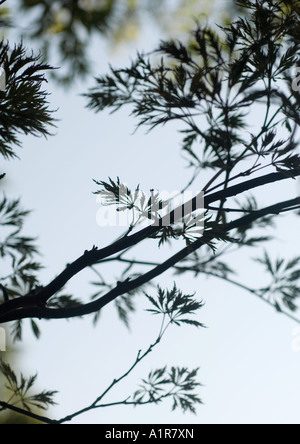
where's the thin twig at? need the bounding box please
[0,317,167,425]
[56,315,167,424]
[93,256,300,325]
[0,400,58,424]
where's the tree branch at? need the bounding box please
[96,252,300,325]
[1,196,299,323]
[56,339,161,424]
[0,297,176,424]
[0,400,58,424]
[0,159,299,322]
[1,167,299,322]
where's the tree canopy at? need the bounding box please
[5,0,244,84]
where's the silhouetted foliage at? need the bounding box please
[7,0,245,85]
